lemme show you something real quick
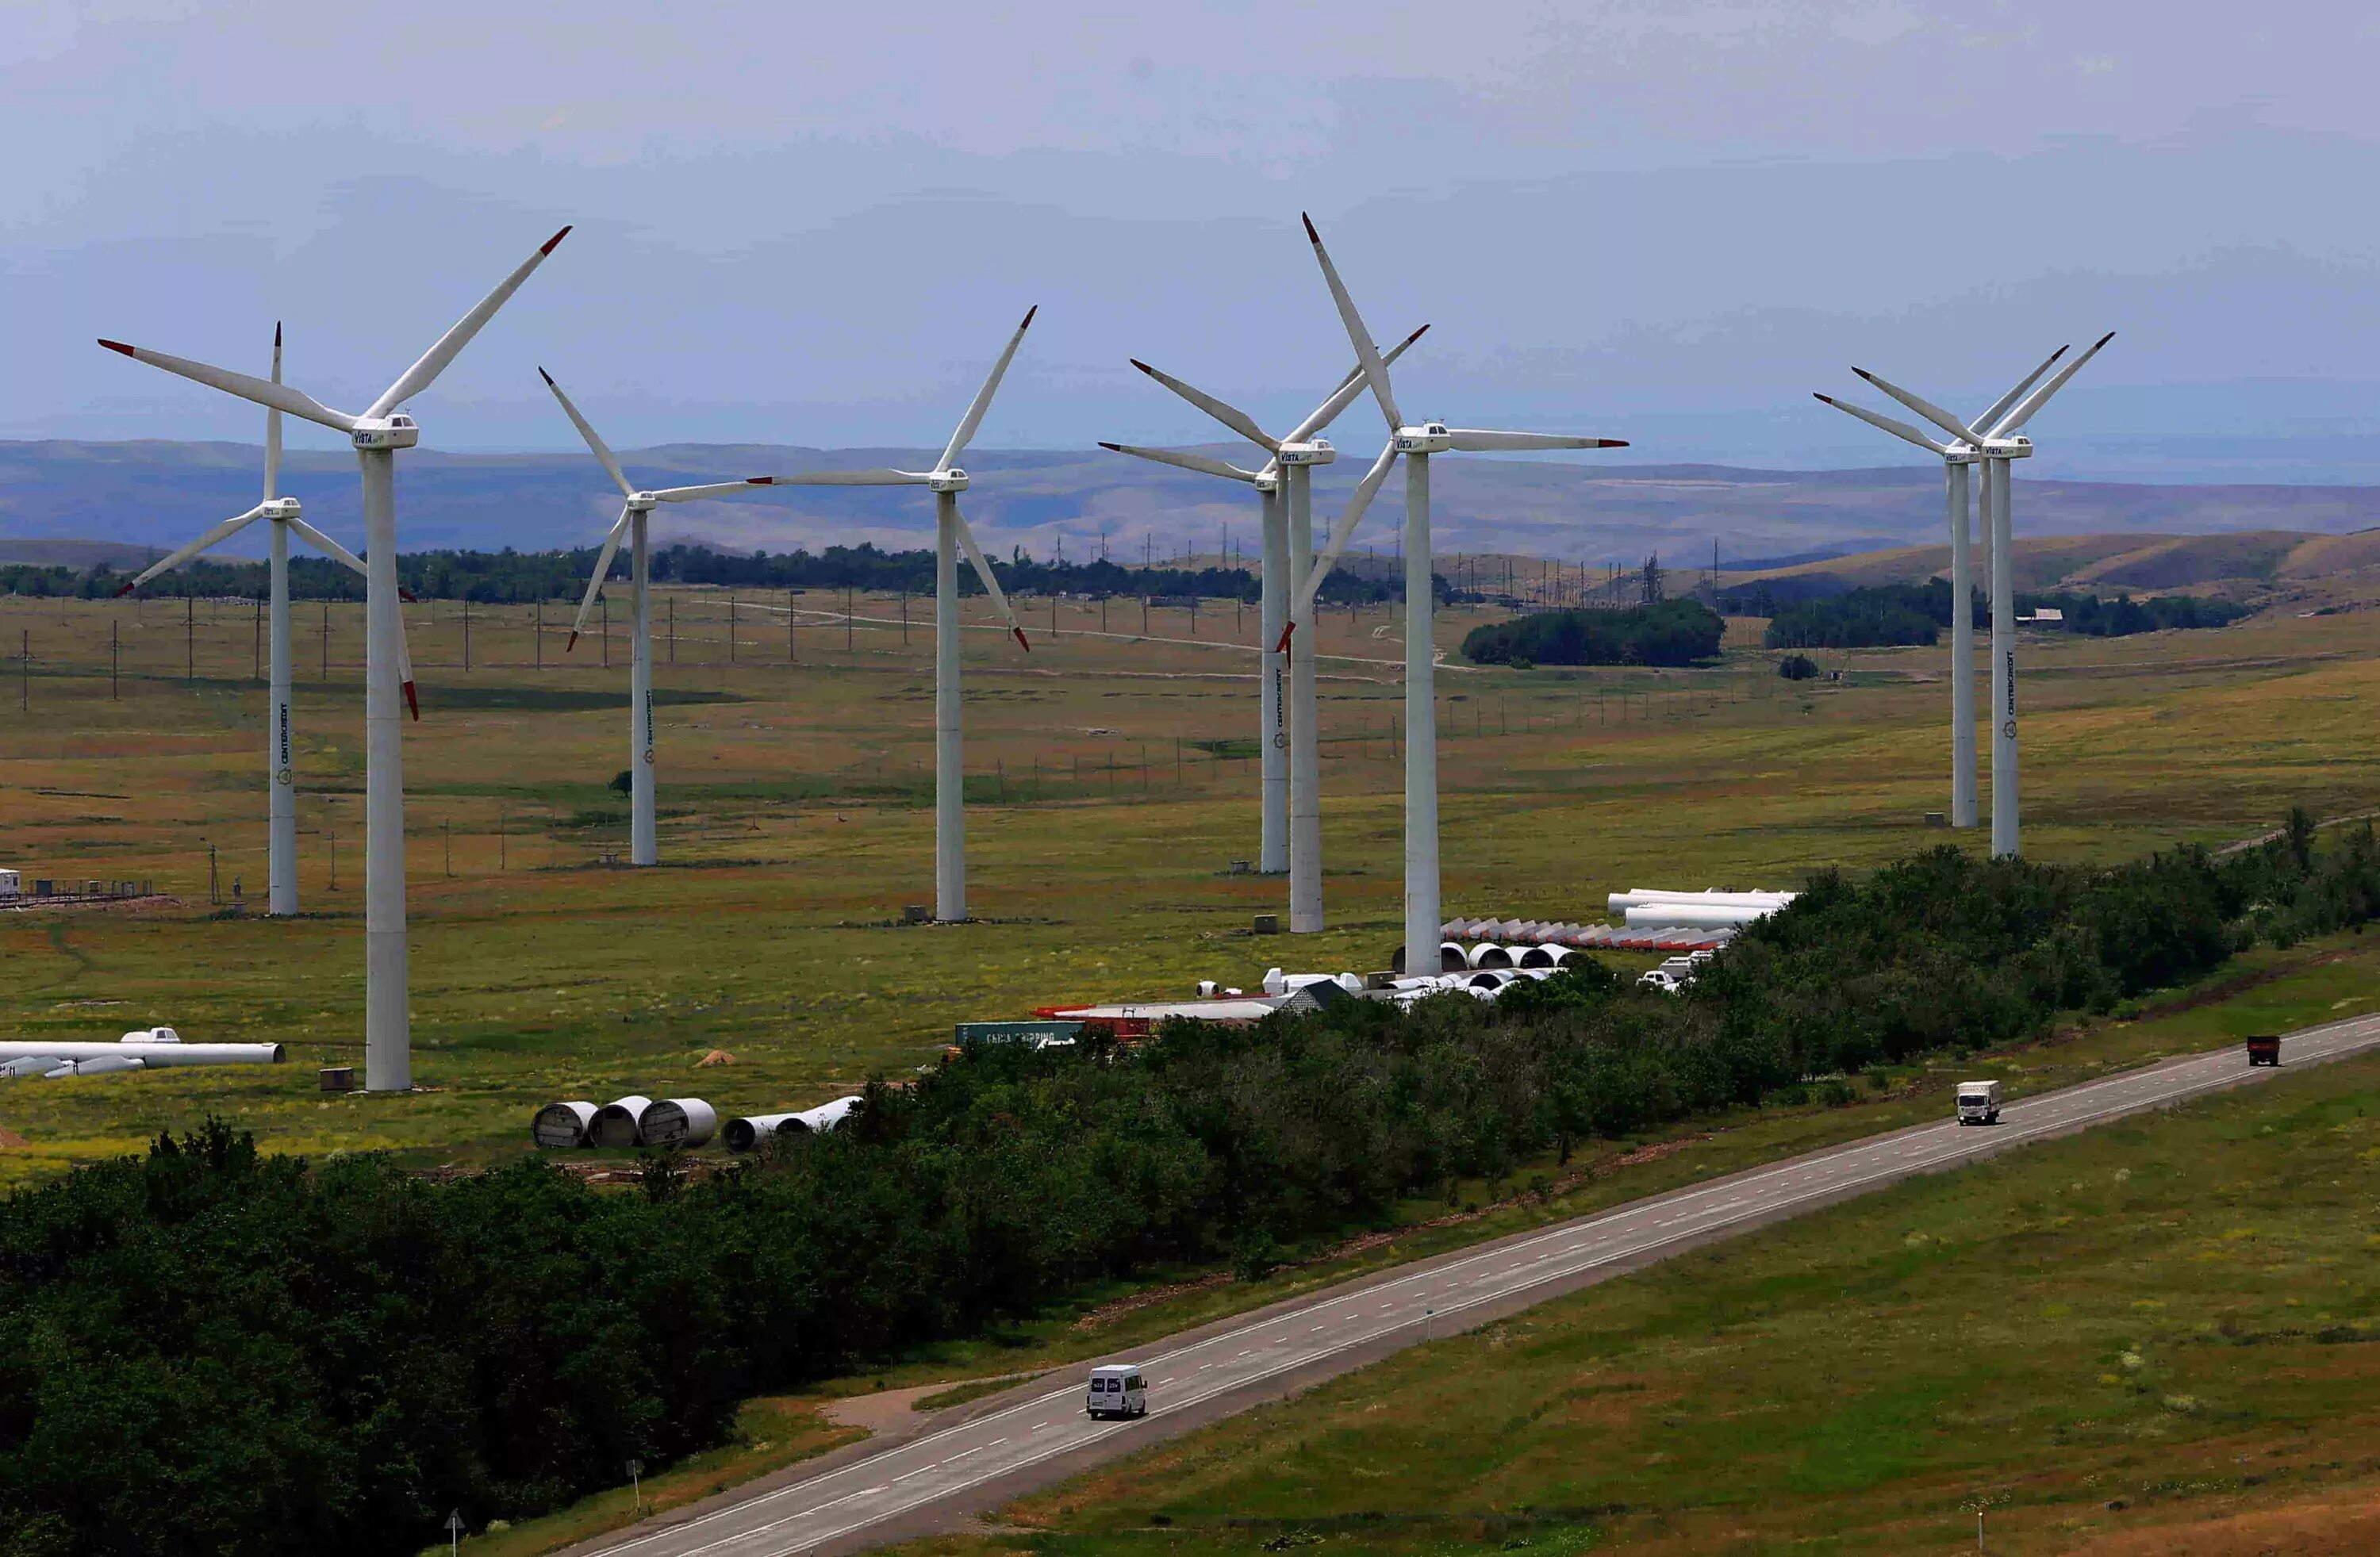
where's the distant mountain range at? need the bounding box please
[3,439,2375,576]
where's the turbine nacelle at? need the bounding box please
[260,497,302,520]
[628,493,660,510]
[351,416,419,451]
[1274,439,1336,467]
[926,467,969,493]
[1394,423,1454,454]
[1978,436,2033,460]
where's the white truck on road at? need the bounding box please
[1956,1080,2002,1125]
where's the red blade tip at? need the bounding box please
[540,225,573,255]
[565,632,579,652]
[1275,624,1295,653]
[1013,627,1031,654]
[114,583,136,597]
[402,681,420,720]
[98,339,136,357]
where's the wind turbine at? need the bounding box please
[764,309,1039,921]
[1100,324,1429,894]
[100,224,572,1091]
[1294,214,1629,980]
[541,368,796,867]
[1814,344,2068,830]
[1816,332,2113,857]
[115,324,421,918]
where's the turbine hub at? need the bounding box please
[629,493,659,509]
[1394,423,1453,454]
[928,468,969,493]
[1276,439,1336,467]
[351,415,419,451]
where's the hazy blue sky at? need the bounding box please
[8,2,2379,478]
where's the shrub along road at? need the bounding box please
[568,1007,2380,1557]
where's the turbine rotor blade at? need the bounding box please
[1283,324,1431,444]
[120,508,267,593]
[939,305,1038,471]
[1127,360,1281,452]
[1812,393,1951,455]
[762,469,933,486]
[1849,366,1983,447]
[1974,344,2068,436]
[1302,213,1401,431]
[1991,331,2116,436]
[1291,439,1400,628]
[1096,442,1260,483]
[948,498,1029,651]
[1445,429,1630,453]
[365,225,572,419]
[538,367,634,496]
[97,339,358,433]
[567,504,635,646]
[264,323,283,500]
[286,516,368,574]
[649,479,791,503]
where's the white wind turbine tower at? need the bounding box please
[1294,214,1629,979]
[1814,343,2069,830]
[1816,332,2114,857]
[114,324,420,918]
[1100,324,1428,892]
[100,225,573,1091]
[762,309,1038,922]
[542,368,796,867]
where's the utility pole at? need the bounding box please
[463,596,471,670]
[728,592,736,663]
[536,599,543,669]
[110,619,119,700]
[17,631,26,711]
[788,589,796,661]
[253,597,262,681]
[321,600,329,680]
[601,595,609,669]
[499,805,507,871]
[185,595,194,682]
[845,583,854,652]
[668,594,675,664]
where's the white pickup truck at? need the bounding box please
[1956,1080,2002,1126]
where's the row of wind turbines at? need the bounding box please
[97,217,2110,1095]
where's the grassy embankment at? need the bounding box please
[0,589,2367,1183]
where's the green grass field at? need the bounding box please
[897,1031,2380,1557]
[1,587,2373,1183]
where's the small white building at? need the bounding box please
[0,869,19,899]
[2018,607,2064,625]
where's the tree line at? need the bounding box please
[2,815,2375,1555]
[1728,577,2251,650]
[1,546,1421,608]
[1460,599,1726,667]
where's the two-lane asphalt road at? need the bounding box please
[575,1010,2380,1557]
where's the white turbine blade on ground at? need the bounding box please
[567,505,635,648]
[1813,393,1954,454]
[1849,366,1983,447]
[119,508,267,593]
[1097,442,1261,483]
[949,498,1030,652]
[1302,213,1401,431]
[365,226,572,419]
[1128,359,1281,453]
[1282,324,1431,444]
[264,323,284,500]
[1973,344,2067,436]
[538,367,633,497]
[762,469,933,486]
[1445,429,1630,453]
[1287,439,1401,639]
[1991,332,2116,435]
[650,478,791,503]
[939,306,1038,471]
[97,339,358,433]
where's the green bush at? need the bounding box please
[1461,600,1723,668]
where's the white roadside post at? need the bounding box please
[102,224,574,1091]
